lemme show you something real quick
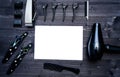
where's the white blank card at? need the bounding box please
[34,26,83,60]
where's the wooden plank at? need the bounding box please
[0,0,120,77]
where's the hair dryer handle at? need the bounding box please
[105,44,120,53]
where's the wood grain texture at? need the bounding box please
[0,0,120,77]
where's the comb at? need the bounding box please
[44,63,80,75]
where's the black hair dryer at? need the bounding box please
[87,23,120,61]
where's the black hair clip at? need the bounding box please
[72,3,79,22]
[42,3,48,22]
[62,3,68,22]
[51,3,58,22]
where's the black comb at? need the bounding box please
[44,63,80,75]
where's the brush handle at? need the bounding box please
[64,67,80,75]
[105,44,120,53]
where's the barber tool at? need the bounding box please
[85,0,89,20]
[112,16,120,31]
[14,18,22,27]
[32,0,36,23]
[14,10,23,19]
[62,4,68,22]
[14,0,23,27]
[14,10,23,27]
[14,0,23,10]
[87,23,104,61]
[44,63,80,75]
[87,23,120,61]
[6,43,32,75]
[25,0,36,27]
[42,4,48,22]
[51,3,58,22]
[72,3,79,22]
[2,32,28,63]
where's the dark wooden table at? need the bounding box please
[0,0,120,77]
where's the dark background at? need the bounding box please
[0,0,120,77]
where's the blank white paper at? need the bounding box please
[34,26,83,60]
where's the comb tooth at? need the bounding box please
[52,64,61,71]
[44,63,62,72]
[49,64,55,70]
[51,64,57,71]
